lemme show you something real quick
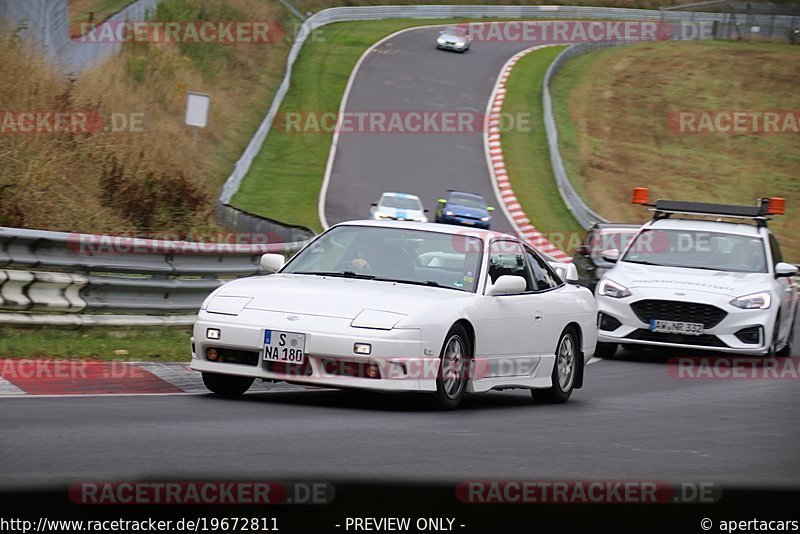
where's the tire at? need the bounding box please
[428,324,471,410]
[202,372,254,397]
[594,342,618,359]
[532,327,579,404]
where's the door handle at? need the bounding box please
[534,312,543,322]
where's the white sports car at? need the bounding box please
[191,221,597,409]
[369,192,428,222]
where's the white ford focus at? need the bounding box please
[596,190,798,358]
[191,221,597,409]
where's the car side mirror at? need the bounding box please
[601,249,620,263]
[487,206,495,212]
[371,202,377,207]
[565,263,579,284]
[577,245,590,256]
[260,253,285,273]
[486,275,527,296]
[424,208,430,213]
[775,262,798,278]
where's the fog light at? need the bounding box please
[366,363,380,379]
[207,348,219,361]
[354,343,372,355]
[207,328,221,340]
[598,312,622,332]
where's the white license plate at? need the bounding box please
[263,330,306,364]
[650,319,704,336]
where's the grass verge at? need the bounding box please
[550,40,800,261]
[233,19,452,231]
[0,326,192,361]
[499,45,583,248]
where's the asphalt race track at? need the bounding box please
[3,311,799,489]
[324,26,541,232]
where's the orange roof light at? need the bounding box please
[632,187,650,205]
[767,197,786,215]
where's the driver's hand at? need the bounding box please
[351,258,370,270]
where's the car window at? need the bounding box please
[283,225,483,292]
[381,195,422,210]
[622,229,767,273]
[591,229,637,260]
[487,241,534,291]
[524,246,563,290]
[450,194,486,209]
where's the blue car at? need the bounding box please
[435,191,495,229]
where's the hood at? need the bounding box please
[380,206,424,220]
[440,32,468,43]
[608,263,772,297]
[449,204,489,219]
[210,274,469,319]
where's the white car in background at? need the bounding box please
[369,192,428,222]
[191,221,597,409]
[595,191,798,358]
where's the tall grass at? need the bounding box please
[0,0,291,236]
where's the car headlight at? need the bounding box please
[414,216,428,222]
[730,291,771,310]
[597,278,631,299]
[437,38,446,44]
[445,210,454,216]
[374,211,389,220]
[455,42,465,47]
[480,216,490,222]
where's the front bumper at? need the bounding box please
[437,215,490,229]
[437,41,468,51]
[190,310,439,392]
[597,289,776,355]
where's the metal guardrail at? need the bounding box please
[542,41,633,230]
[0,226,309,323]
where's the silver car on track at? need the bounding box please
[436,26,471,52]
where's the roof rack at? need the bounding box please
[630,188,785,227]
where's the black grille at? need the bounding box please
[210,348,259,366]
[630,300,727,329]
[626,329,727,347]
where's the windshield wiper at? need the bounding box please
[373,277,463,290]
[622,259,661,266]
[293,271,375,279]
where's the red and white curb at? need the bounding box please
[484,45,572,263]
[0,360,308,397]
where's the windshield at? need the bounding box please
[591,229,638,260]
[381,195,422,210]
[442,26,466,36]
[282,225,484,292]
[621,229,767,273]
[450,194,486,210]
